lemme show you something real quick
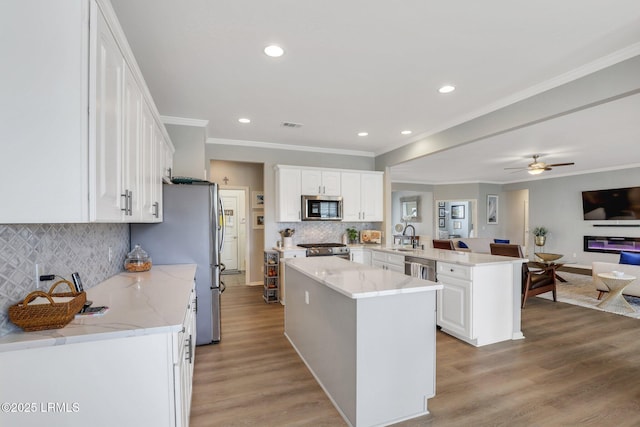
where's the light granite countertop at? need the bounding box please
[0,264,196,353]
[372,246,526,266]
[285,256,442,299]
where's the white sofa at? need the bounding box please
[592,261,640,299]
[452,237,494,254]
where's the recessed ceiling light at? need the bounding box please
[438,85,455,94]
[238,118,251,124]
[357,132,368,137]
[264,45,284,57]
[401,130,412,135]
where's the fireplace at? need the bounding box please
[584,236,640,254]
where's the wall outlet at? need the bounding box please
[305,291,309,305]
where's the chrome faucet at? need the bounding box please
[403,224,418,248]
[403,224,415,237]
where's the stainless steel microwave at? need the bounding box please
[301,195,343,221]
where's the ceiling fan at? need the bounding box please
[505,154,575,175]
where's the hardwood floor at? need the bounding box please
[190,283,640,427]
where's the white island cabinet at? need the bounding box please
[436,261,515,347]
[284,257,442,427]
[371,248,526,347]
[0,265,197,427]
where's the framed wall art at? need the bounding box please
[253,211,264,229]
[252,191,264,209]
[487,194,499,224]
[451,205,465,219]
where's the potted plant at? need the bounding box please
[533,226,548,246]
[346,227,359,244]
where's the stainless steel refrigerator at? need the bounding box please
[130,182,225,345]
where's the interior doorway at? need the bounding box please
[220,188,248,275]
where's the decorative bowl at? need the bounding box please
[535,252,563,262]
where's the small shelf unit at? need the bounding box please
[263,251,279,303]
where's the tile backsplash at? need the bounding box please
[0,223,129,336]
[272,222,381,247]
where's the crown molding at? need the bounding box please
[161,115,210,128]
[207,138,376,157]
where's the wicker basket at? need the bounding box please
[9,280,86,332]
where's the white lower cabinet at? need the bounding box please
[436,263,472,339]
[0,285,196,427]
[371,250,404,272]
[349,248,371,265]
[278,248,307,304]
[175,287,197,427]
[436,261,514,347]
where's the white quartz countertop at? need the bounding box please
[373,247,526,266]
[0,264,196,353]
[285,257,442,299]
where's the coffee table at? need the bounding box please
[596,273,637,313]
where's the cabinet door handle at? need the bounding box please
[318,185,322,194]
[153,201,159,218]
[322,185,325,194]
[121,190,132,215]
[127,190,133,215]
[121,191,128,213]
[185,334,193,364]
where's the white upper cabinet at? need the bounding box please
[341,170,383,222]
[275,166,302,222]
[341,172,362,222]
[92,9,126,221]
[0,0,174,223]
[360,172,383,222]
[275,165,383,223]
[300,169,341,196]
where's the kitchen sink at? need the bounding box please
[393,248,414,252]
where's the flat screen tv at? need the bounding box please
[582,186,640,220]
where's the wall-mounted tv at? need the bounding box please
[582,186,640,220]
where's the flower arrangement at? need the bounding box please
[533,226,548,237]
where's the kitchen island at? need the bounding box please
[372,247,526,347]
[284,257,442,427]
[0,264,197,427]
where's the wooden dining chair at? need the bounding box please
[432,239,455,250]
[489,243,557,308]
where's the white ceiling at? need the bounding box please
[110,0,640,184]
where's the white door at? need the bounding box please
[221,194,239,271]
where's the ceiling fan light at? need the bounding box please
[528,168,544,175]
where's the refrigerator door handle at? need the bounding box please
[218,196,225,254]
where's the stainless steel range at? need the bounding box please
[298,243,350,259]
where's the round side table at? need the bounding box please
[596,273,637,313]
